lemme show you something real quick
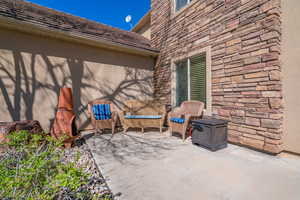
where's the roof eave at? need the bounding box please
[0,16,159,57]
[132,10,151,33]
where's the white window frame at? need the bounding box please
[171,46,212,116]
[187,58,191,100]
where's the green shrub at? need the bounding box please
[0,131,110,200]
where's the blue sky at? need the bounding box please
[26,0,151,31]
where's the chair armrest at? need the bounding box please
[183,113,203,126]
[187,113,203,120]
[184,114,192,122]
[168,106,183,119]
[173,107,182,113]
[168,111,181,119]
[118,110,126,119]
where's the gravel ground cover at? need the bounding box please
[0,132,114,200]
[63,139,113,199]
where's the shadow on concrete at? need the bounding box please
[86,131,183,165]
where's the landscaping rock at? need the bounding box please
[62,138,113,199]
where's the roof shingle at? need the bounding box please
[0,0,158,53]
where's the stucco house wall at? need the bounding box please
[136,23,151,40]
[0,27,155,131]
[151,0,283,154]
[132,11,152,40]
[282,0,300,154]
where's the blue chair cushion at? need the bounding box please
[124,115,162,119]
[92,104,112,120]
[170,117,185,124]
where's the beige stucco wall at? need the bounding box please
[282,0,300,153]
[135,23,151,40]
[0,28,155,131]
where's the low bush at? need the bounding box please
[0,131,111,200]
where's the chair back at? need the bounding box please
[181,101,205,116]
[123,100,165,115]
[88,99,117,120]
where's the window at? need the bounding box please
[176,60,188,106]
[175,0,192,12]
[175,54,206,107]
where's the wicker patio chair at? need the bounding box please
[88,99,118,134]
[119,100,166,133]
[168,101,205,141]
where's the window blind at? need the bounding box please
[190,55,206,106]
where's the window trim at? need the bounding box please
[175,58,192,102]
[171,0,198,18]
[171,46,212,116]
[187,58,191,100]
[175,0,191,12]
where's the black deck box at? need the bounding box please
[191,118,228,151]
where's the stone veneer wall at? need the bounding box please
[151,0,282,154]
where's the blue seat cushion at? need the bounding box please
[170,117,185,124]
[92,104,111,120]
[124,115,162,119]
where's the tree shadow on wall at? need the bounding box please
[0,51,154,130]
[95,68,153,106]
[0,52,36,121]
[0,51,96,128]
[78,65,154,129]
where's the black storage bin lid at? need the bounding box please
[191,119,228,126]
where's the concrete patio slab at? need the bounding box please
[85,131,300,200]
